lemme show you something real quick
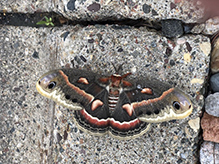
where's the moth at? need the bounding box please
[36,68,193,140]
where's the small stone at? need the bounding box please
[87,2,101,12]
[199,42,211,56]
[64,130,68,140]
[151,9,158,16]
[177,38,185,45]
[32,51,39,58]
[170,2,177,10]
[56,110,62,119]
[188,118,200,132]
[201,112,219,143]
[67,0,76,11]
[65,63,71,68]
[10,127,15,133]
[13,42,20,49]
[205,93,219,117]
[59,147,65,153]
[56,133,62,143]
[161,19,183,38]
[190,78,204,84]
[185,42,192,52]
[80,55,87,62]
[74,56,82,64]
[183,53,191,63]
[165,47,172,56]
[169,59,175,66]
[131,66,137,74]
[164,58,168,64]
[151,41,157,47]
[200,141,219,164]
[142,4,151,14]
[80,138,84,144]
[188,66,194,72]
[180,152,188,159]
[97,147,101,151]
[184,127,191,137]
[118,47,123,52]
[191,24,205,34]
[61,31,70,41]
[210,73,219,92]
[88,38,94,43]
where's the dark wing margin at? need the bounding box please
[73,109,151,140]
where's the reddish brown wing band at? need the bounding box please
[73,109,150,139]
[36,68,193,139]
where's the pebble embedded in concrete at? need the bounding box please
[205,93,219,117]
[201,112,219,143]
[210,73,219,92]
[200,141,219,164]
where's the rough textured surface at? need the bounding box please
[1,0,205,23]
[0,0,218,163]
[0,25,210,163]
[200,141,219,164]
[0,0,53,13]
[56,0,205,23]
[210,74,219,92]
[205,93,219,117]
[0,27,57,163]
[201,112,219,143]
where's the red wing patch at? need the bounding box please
[141,88,153,94]
[122,104,133,116]
[77,77,89,85]
[91,99,104,111]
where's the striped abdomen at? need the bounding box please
[108,88,120,114]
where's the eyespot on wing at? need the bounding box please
[137,88,193,123]
[169,89,193,119]
[36,70,61,98]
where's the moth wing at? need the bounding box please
[124,78,193,123]
[36,68,106,110]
